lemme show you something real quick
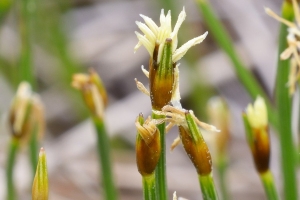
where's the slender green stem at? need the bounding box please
[29,125,39,175]
[19,0,36,88]
[6,138,20,200]
[92,116,117,200]
[142,174,156,200]
[274,2,297,199]
[217,154,229,200]
[152,113,168,200]
[298,87,300,165]
[196,0,278,130]
[259,170,279,200]
[198,173,219,200]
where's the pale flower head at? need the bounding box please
[246,96,268,129]
[135,7,208,64]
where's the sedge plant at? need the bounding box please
[134,7,209,199]
[135,113,161,200]
[243,97,279,200]
[72,69,117,200]
[6,82,44,200]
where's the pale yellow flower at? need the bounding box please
[134,7,208,64]
[246,96,267,129]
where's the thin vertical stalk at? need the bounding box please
[260,170,279,200]
[275,2,297,199]
[195,0,278,130]
[152,113,168,200]
[142,174,156,200]
[6,138,20,200]
[18,0,36,88]
[92,116,117,200]
[217,155,229,200]
[29,125,39,175]
[198,174,219,200]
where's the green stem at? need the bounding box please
[260,170,279,200]
[29,125,39,175]
[152,113,168,200]
[217,154,229,200]
[275,2,297,199]
[142,174,156,200]
[6,138,20,200]
[196,0,278,130]
[92,116,117,200]
[19,0,36,88]
[198,173,219,200]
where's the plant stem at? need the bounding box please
[19,0,36,88]
[217,154,229,200]
[152,113,168,200]
[6,137,20,200]
[29,125,39,175]
[142,174,156,200]
[260,170,279,200]
[198,173,219,200]
[92,116,117,200]
[274,2,297,200]
[196,0,278,130]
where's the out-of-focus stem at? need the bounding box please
[260,170,279,200]
[92,116,117,200]
[198,173,219,200]
[19,0,36,88]
[152,113,168,200]
[196,0,278,130]
[6,138,20,200]
[217,154,229,200]
[274,2,297,200]
[142,174,156,200]
[29,125,39,175]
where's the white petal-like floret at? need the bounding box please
[135,7,207,64]
[246,96,267,128]
[173,31,208,63]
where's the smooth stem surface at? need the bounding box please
[29,125,39,176]
[275,2,297,199]
[260,170,279,200]
[196,0,278,130]
[217,155,229,200]
[6,138,19,200]
[142,174,156,200]
[152,113,168,200]
[19,0,36,88]
[92,116,117,200]
[199,174,219,200]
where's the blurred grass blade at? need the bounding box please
[195,0,278,129]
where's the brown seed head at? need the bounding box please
[149,39,175,110]
[179,125,212,175]
[252,127,270,173]
[135,114,161,176]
